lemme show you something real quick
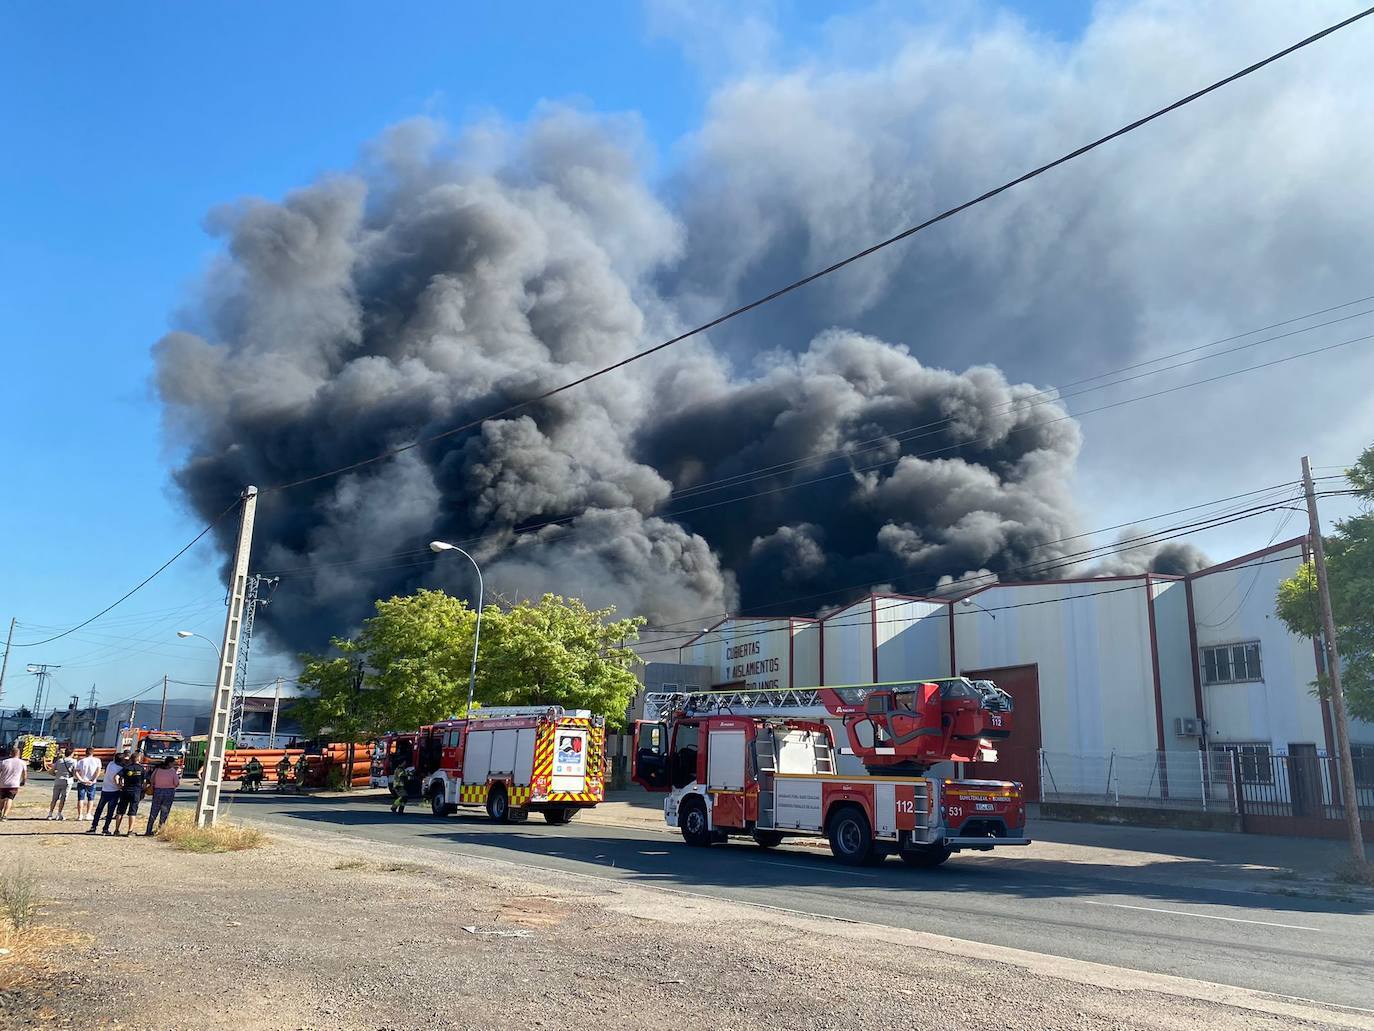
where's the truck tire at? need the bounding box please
[679,798,714,847]
[900,844,953,868]
[751,830,784,849]
[486,785,512,823]
[827,804,878,866]
[542,807,576,825]
[429,786,454,818]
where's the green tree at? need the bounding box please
[475,594,644,728]
[1276,447,1374,721]
[294,589,644,735]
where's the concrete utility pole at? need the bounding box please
[159,675,169,730]
[268,676,282,749]
[195,486,259,828]
[0,617,16,706]
[1301,456,1366,864]
[86,684,98,747]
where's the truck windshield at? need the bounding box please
[146,739,185,756]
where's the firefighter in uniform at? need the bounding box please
[275,755,293,792]
[390,763,411,814]
[294,754,310,791]
[242,756,264,793]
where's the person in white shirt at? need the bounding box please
[0,744,27,820]
[73,747,102,822]
[86,752,126,834]
[46,747,79,821]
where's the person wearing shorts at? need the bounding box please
[0,744,26,820]
[74,748,101,821]
[88,752,126,834]
[112,752,148,837]
[46,748,78,821]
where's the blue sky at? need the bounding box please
[11,0,1356,714]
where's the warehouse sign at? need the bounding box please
[714,625,788,691]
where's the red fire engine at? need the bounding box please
[421,706,606,824]
[632,679,1029,866]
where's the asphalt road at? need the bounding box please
[230,790,1374,1011]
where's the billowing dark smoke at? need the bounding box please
[1089,532,1211,577]
[155,112,1096,650]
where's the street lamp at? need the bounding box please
[959,598,997,621]
[430,541,484,720]
[176,629,224,660]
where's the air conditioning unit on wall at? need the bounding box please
[1174,716,1200,737]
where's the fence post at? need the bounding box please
[1199,750,1207,813]
[1038,747,1045,803]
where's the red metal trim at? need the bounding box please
[788,620,795,690]
[1183,576,1206,750]
[820,596,874,621]
[819,616,826,686]
[870,596,879,682]
[950,573,1150,603]
[1186,536,1307,579]
[1144,575,1167,753]
[947,601,957,677]
[869,590,953,604]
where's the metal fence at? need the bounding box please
[1040,748,1238,812]
[1233,752,1374,839]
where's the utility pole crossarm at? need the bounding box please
[1301,456,1366,865]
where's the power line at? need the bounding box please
[637,485,1356,636]
[668,302,1374,503]
[260,8,1374,498]
[632,550,1315,659]
[10,501,238,649]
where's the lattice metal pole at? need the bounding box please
[195,487,258,828]
[227,573,262,745]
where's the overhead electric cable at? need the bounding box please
[260,8,1374,498]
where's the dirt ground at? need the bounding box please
[0,785,1369,1031]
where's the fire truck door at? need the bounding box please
[464,731,493,786]
[631,721,670,791]
[706,730,746,790]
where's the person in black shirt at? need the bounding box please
[110,751,148,837]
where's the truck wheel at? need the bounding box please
[679,798,713,847]
[542,807,576,825]
[429,787,453,818]
[486,786,512,823]
[900,844,953,868]
[827,805,878,866]
[751,830,784,850]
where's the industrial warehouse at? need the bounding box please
[644,538,1374,837]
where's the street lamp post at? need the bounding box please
[430,541,484,719]
[959,598,997,621]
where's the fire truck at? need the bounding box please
[117,728,187,766]
[370,732,421,789]
[421,707,606,824]
[632,679,1030,867]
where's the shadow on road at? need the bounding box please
[230,791,1374,919]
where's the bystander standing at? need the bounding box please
[144,756,181,836]
[112,751,148,837]
[0,744,26,820]
[87,751,126,834]
[74,747,101,822]
[46,747,78,821]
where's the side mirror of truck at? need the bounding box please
[631,720,671,792]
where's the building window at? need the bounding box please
[1218,743,1274,785]
[1200,642,1263,685]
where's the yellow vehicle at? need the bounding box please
[16,734,58,770]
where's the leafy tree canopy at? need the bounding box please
[295,589,643,735]
[1276,447,1374,721]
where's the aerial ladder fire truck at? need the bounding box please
[632,678,1030,867]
